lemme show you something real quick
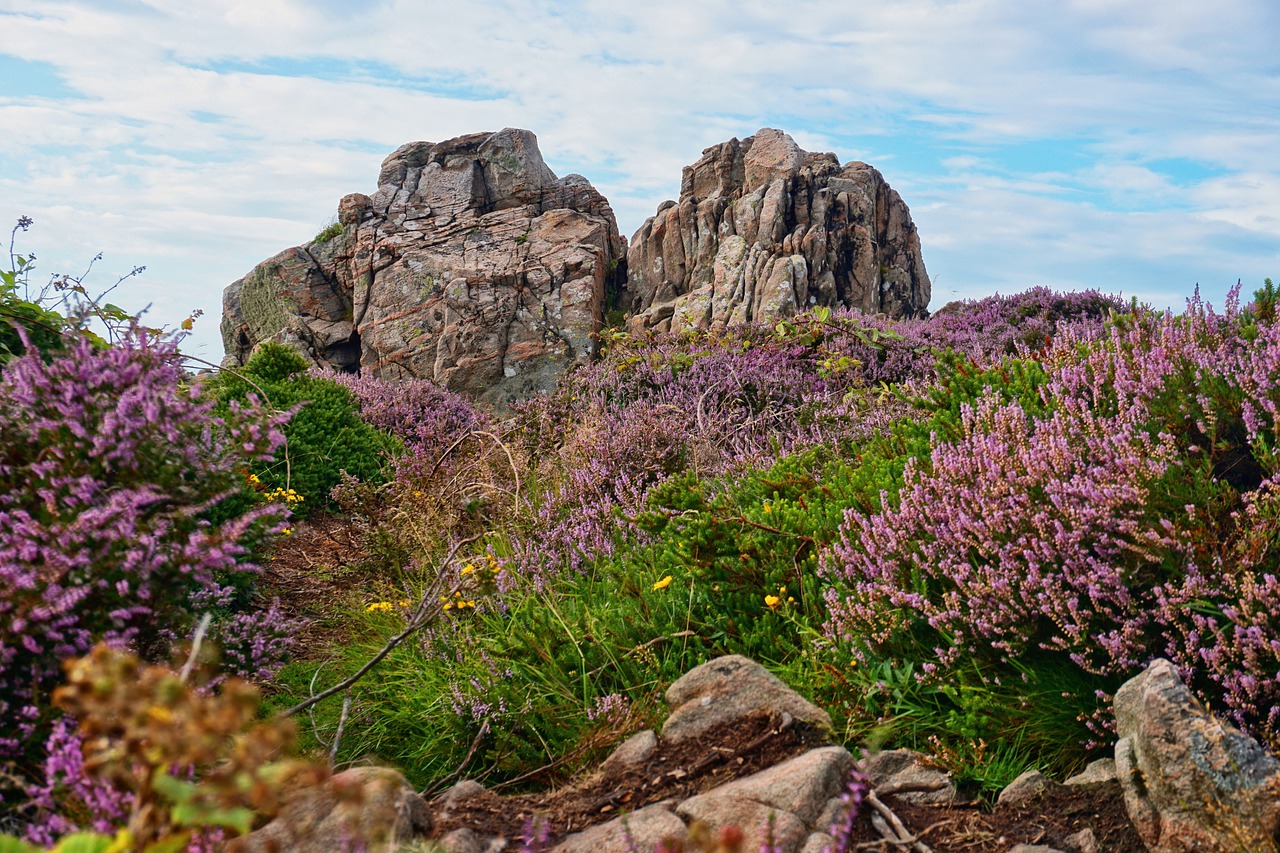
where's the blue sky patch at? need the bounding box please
[0,55,78,99]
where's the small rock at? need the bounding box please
[662,655,831,745]
[600,729,657,777]
[1063,827,1098,853]
[676,796,808,853]
[812,794,845,834]
[997,769,1052,807]
[799,831,835,853]
[549,803,686,853]
[694,746,853,826]
[1005,846,1064,853]
[1064,758,1115,786]
[433,779,487,818]
[863,749,955,805]
[436,828,486,853]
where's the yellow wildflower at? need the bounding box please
[652,575,673,591]
[765,594,781,610]
[461,564,476,576]
[366,601,395,613]
[147,705,174,724]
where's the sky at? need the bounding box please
[1,0,1278,363]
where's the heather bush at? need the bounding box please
[8,643,327,850]
[206,342,398,515]
[0,328,296,804]
[824,285,1280,750]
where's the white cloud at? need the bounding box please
[0,0,1277,358]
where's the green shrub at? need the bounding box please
[313,220,344,244]
[207,342,399,515]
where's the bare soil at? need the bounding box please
[425,711,1144,851]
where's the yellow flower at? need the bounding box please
[365,601,394,613]
[763,503,773,513]
[765,594,781,610]
[652,575,673,591]
[147,705,174,724]
[280,527,293,536]
[461,564,476,576]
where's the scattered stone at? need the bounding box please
[222,128,625,410]
[1063,827,1099,853]
[226,766,431,853]
[1114,657,1280,852]
[600,729,658,777]
[548,803,686,853]
[1064,758,1115,787]
[998,769,1053,807]
[624,128,930,333]
[433,779,487,818]
[676,795,808,853]
[692,746,854,825]
[799,831,835,853]
[1005,845,1065,853]
[435,827,487,853]
[863,748,956,805]
[662,655,832,745]
[811,794,846,834]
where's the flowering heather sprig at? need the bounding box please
[21,717,129,845]
[825,763,870,853]
[321,370,486,462]
[0,329,296,764]
[518,814,553,852]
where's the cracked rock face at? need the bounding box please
[220,128,625,409]
[623,128,930,332]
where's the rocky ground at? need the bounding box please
[424,714,1144,852]
[256,516,1151,852]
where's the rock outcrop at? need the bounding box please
[221,128,625,409]
[1114,658,1280,851]
[623,128,930,333]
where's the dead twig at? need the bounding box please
[866,789,932,853]
[421,716,491,799]
[282,533,482,717]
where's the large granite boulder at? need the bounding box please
[221,128,626,409]
[624,128,930,332]
[1114,658,1280,851]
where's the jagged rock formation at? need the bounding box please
[623,128,930,332]
[220,128,625,408]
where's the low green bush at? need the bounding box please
[206,342,399,515]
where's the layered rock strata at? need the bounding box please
[220,128,625,408]
[624,128,930,332]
